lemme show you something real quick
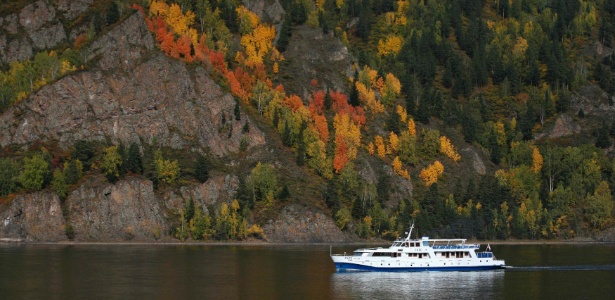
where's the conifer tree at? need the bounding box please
[194,155,209,183]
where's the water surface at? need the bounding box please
[1,243,614,299]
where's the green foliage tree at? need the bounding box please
[0,158,19,196]
[154,150,180,184]
[64,160,83,185]
[584,181,613,229]
[73,140,95,171]
[247,162,278,205]
[102,146,122,183]
[52,169,68,199]
[420,129,440,158]
[19,153,51,191]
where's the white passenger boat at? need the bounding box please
[331,224,505,272]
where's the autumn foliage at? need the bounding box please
[419,161,444,186]
[440,136,461,162]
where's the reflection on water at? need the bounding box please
[331,270,504,300]
[1,243,615,299]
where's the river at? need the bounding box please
[1,243,614,299]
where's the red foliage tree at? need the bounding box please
[333,134,349,173]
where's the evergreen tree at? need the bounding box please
[520,105,535,140]
[324,89,332,110]
[596,122,612,149]
[234,101,241,120]
[194,155,209,183]
[349,71,360,107]
[65,160,81,185]
[282,121,292,146]
[126,143,143,174]
[279,184,290,201]
[0,158,19,197]
[73,140,95,171]
[556,91,571,113]
[106,1,120,26]
[276,17,292,52]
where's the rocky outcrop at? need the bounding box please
[66,177,166,241]
[461,147,486,175]
[163,175,239,213]
[264,204,353,242]
[0,12,265,156]
[0,192,66,242]
[55,0,94,21]
[244,0,285,24]
[571,84,615,117]
[535,114,582,139]
[280,25,356,99]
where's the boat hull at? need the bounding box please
[334,262,506,272]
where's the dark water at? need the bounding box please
[1,243,615,299]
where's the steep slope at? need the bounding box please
[0,3,354,243]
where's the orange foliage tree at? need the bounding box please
[419,161,444,186]
[333,135,349,173]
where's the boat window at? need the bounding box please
[422,241,428,246]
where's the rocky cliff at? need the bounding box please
[0,11,265,156]
[0,6,348,243]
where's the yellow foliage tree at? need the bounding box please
[439,136,461,162]
[368,142,375,155]
[419,160,444,186]
[377,35,403,57]
[392,156,410,179]
[240,24,276,68]
[380,73,401,105]
[389,132,399,154]
[408,118,416,137]
[333,113,361,160]
[236,5,260,35]
[396,105,407,123]
[355,81,384,114]
[374,135,386,158]
[150,1,198,43]
[531,146,543,173]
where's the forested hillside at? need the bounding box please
[1,0,614,242]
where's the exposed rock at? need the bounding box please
[17,0,66,50]
[571,84,615,117]
[163,175,239,213]
[264,204,353,242]
[1,14,20,35]
[382,165,413,207]
[279,25,356,99]
[461,147,486,175]
[28,21,66,50]
[19,1,56,32]
[0,12,265,156]
[0,35,33,65]
[536,114,582,139]
[66,177,166,241]
[55,0,94,21]
[244,0,285,24]
[0,192,66,242]
[88,12,155,72]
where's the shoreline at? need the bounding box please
[2,238,614,246]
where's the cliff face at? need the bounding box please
[0,191,66,242]
[0,12,265,156]
[0,7,347,243]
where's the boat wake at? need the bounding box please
[504,265,615,271]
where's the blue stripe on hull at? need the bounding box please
[335,263,505,272]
